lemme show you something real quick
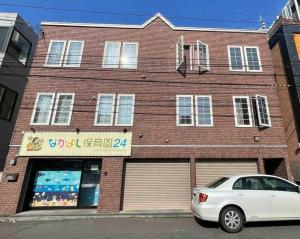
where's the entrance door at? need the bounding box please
[78,161,101,208]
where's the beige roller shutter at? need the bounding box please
[196,160,258,187]
[123,160,191,211]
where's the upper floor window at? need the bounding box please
[7,29,31,65]
[45,40,84,67]
[233,95,271,128]
[228,45,262,72]
[0,85,17,121]
[94,93,135,126]
[102,42,138,69]
[31,93,74,125]
[0,27,10,52]
[195,95,213,127]
[176,95,194,126]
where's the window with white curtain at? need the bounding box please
[52,93,75,125]
[233,96,252,127]
[102,42,138,69]
[193,41,210,70]
[177,95,194,126]
[195,95,213,126]
[115,94,135,126]
[45,41,67,66]
[64,41,84,67]
[95,94,115,126]
[31,93,55,125]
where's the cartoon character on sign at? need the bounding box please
[26,137,44,151]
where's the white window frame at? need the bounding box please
[30,93,55,125]
[196,40,210,71]
[63,40,85,67]
[176,35,184,70]
[233,96,253,127]
[115,94,135,126]
[176,95,194,126]
[51,93,75,126]
[256,94,271,127]
[102,41,121,68]
[227,45,245,72]
[195,95,213,127]
[120,42,139,69]
[244,46,262,72]
[44,40,67,67]
[94,93,116,126]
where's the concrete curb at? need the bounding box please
[0,213,193,222]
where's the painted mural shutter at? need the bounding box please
[293,34,300,59]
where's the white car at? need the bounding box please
[192,174,300,233]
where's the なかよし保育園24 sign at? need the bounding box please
[19,132,132,156]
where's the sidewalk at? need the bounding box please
[0,209,193,222]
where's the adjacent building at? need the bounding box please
[0,13,38,180]
[0,13,292,216]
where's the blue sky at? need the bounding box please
[0,0,288,29]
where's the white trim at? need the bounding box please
[195,95,213,127]
[94,93,116,126]
[63,40,85,67]
[51,93,75,126]
[44,40,67,67]
[176,95,194,127]
[120,42,139,69]
[196,40,210,71]
[227,45,245,72]
[115,94,135,126]
[102,41,121,68]
[233,96,253,127]
[132,144,287,148]
[256,94,272,127]
[41,13,267,34]
[30,93,55,125]
[244,46,262,72]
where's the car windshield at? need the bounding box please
[207,177,229,188]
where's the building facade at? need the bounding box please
[0,14,292,216]
[268,17,300,183]
[0,13,38,179]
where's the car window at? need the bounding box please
[261,177,297,192]
[233,177,263,190]
[207,177,229,188]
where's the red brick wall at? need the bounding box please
[0,17,292,215]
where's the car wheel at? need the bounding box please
[220,206,244,233]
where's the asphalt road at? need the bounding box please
[1,217,300,239]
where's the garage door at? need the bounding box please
[123,160,191,211]
[196,160,258,187]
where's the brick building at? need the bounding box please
[0,13,292,216]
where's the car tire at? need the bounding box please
[220,206,244,233]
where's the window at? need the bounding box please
[0,27,10,52]
[0,85,17,121]
[176,95,194,126]
[195,95,213,126]
[121,42,139,69]
[193,41,210,71]
[31,93,55,125]
[45,40,84,67]
[94,94,115,126]
[45,40,66,66]
[228,46,244,71]
[256,95,271,127]
[233,177,263,190]
[244,47,262,72]
[261,177,297,192]
[102,42,138,69]
[7,29,31,65]
[52,93,75,125]
[64,41,84,67]
[176,36,184,70]
[115,94,135,126]
[233,96,252,127]
[228,45,262,72]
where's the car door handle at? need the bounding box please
[270,194,276,197]
[236,193,245,197]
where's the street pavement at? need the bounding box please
[1,217,300,239]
